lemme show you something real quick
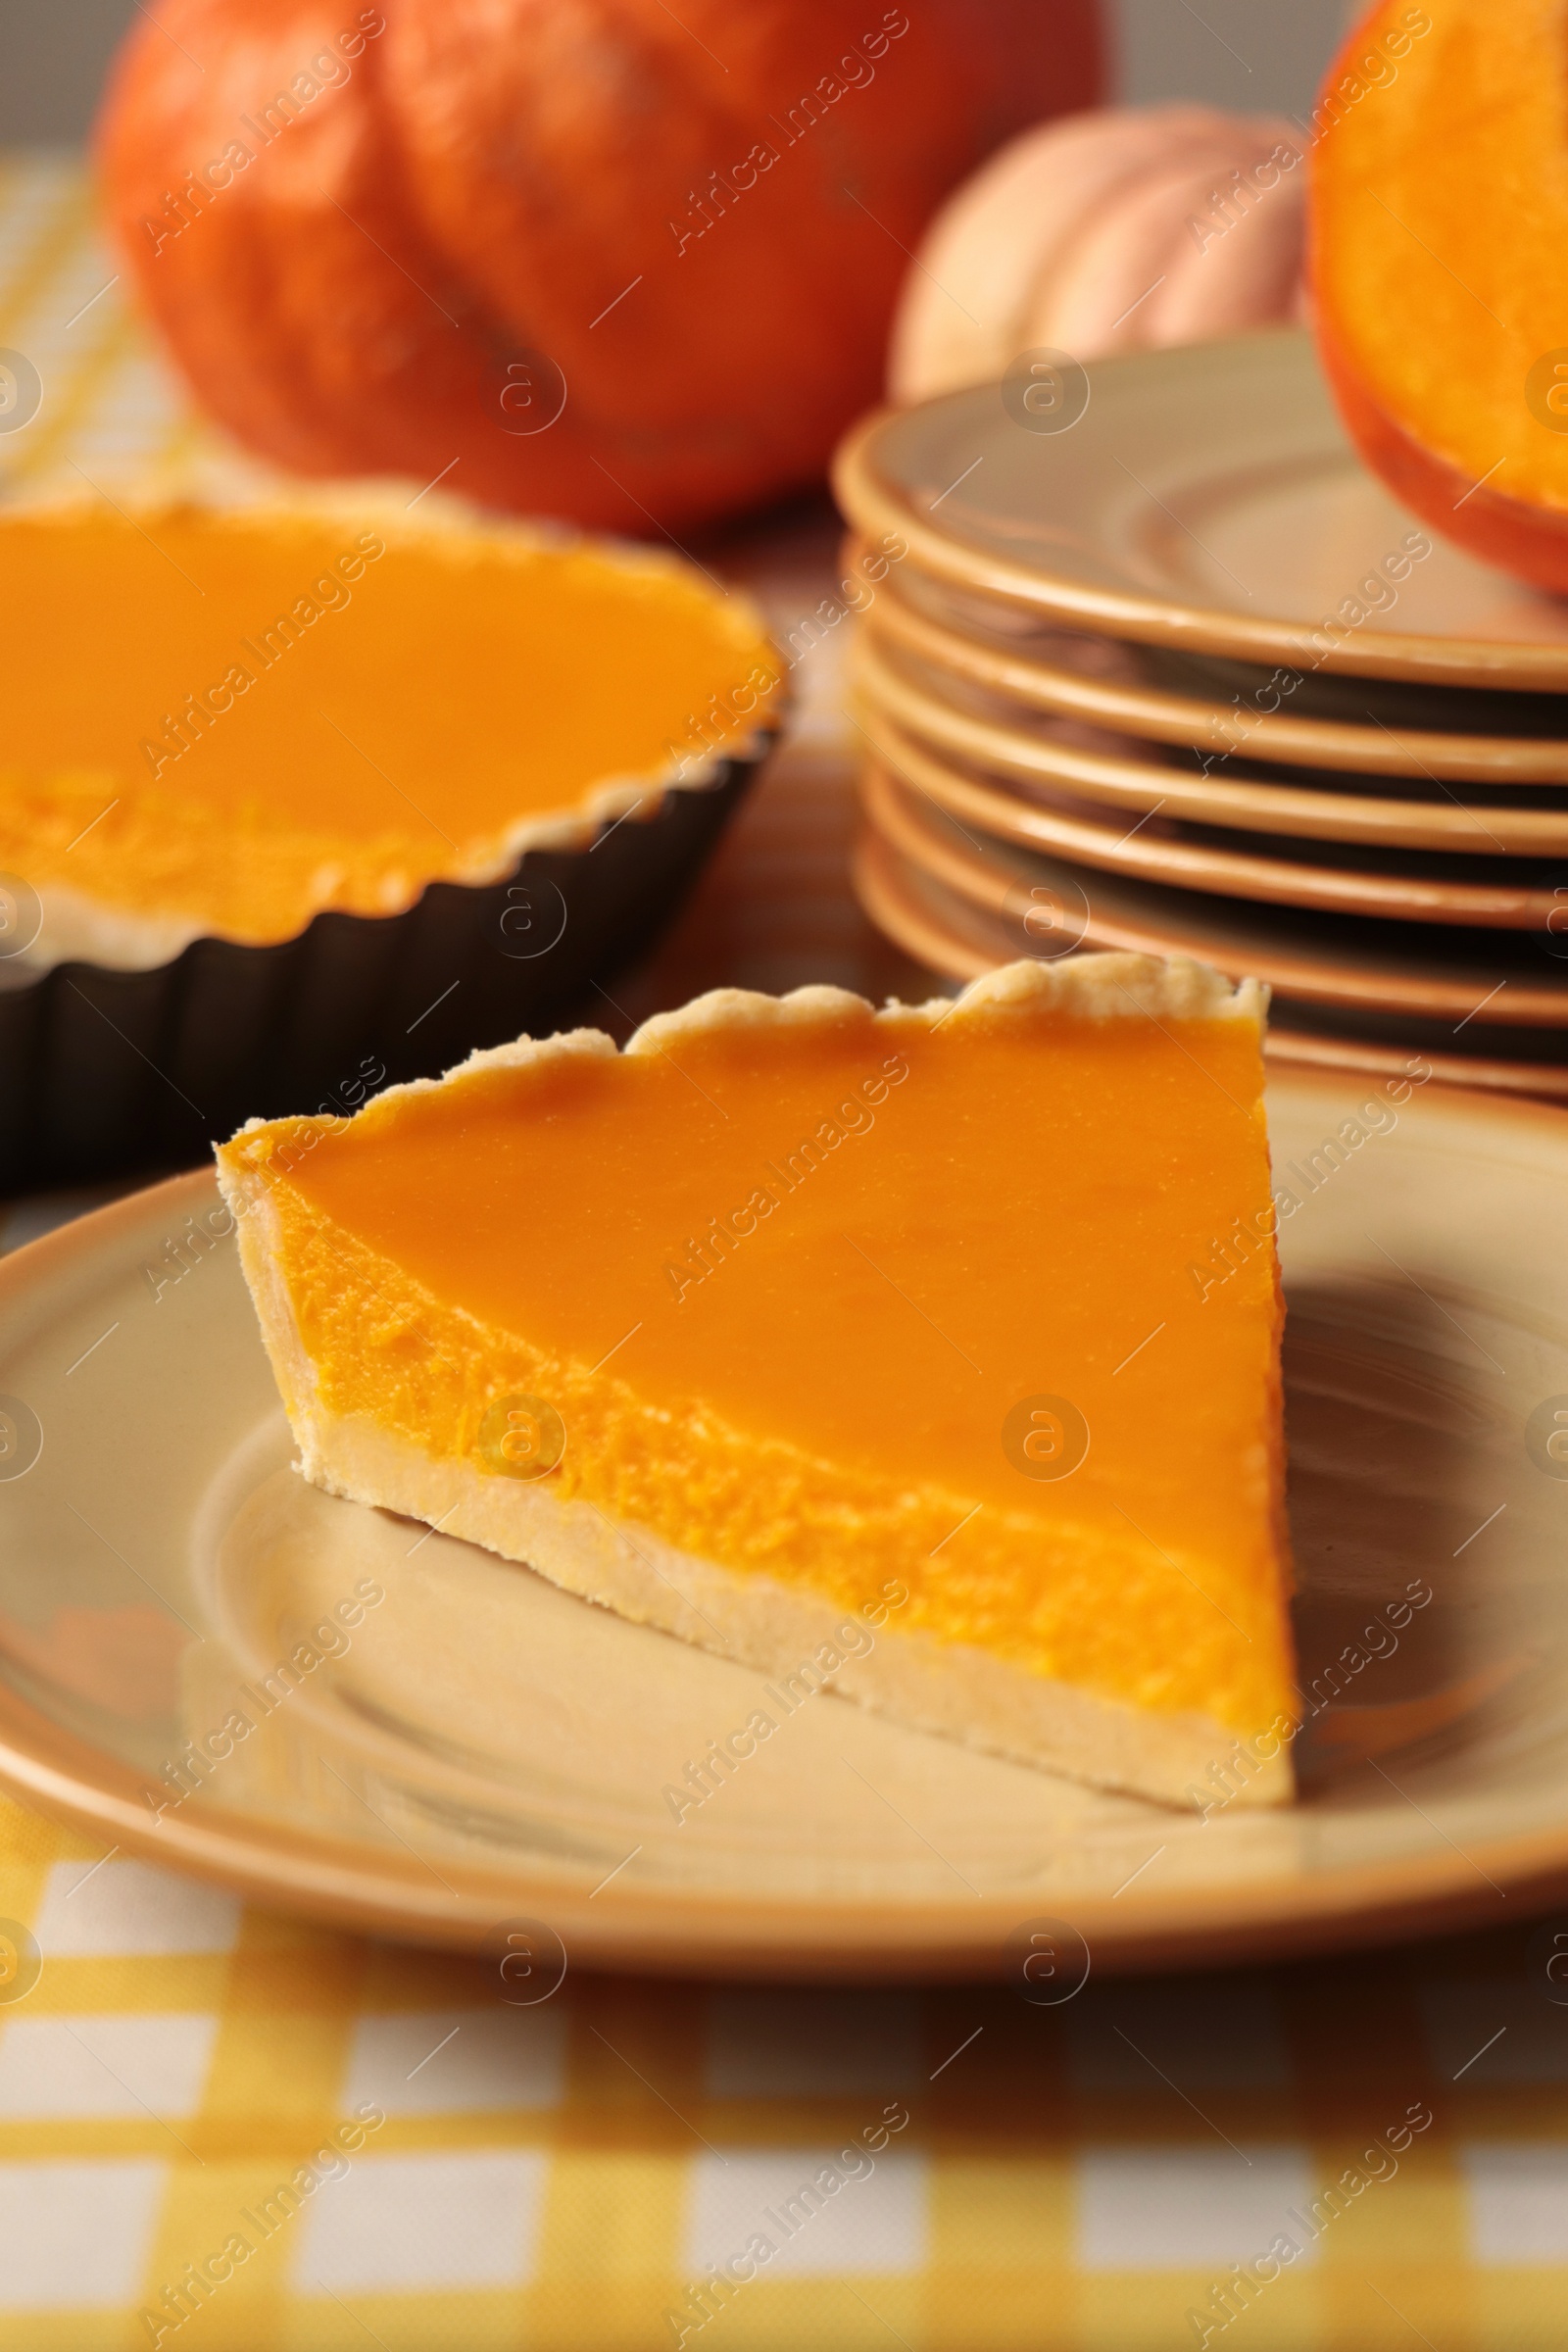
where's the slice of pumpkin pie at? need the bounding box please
[216,954,1298,1808]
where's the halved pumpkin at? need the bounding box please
[1312,0,1568,590]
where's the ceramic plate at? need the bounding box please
[854,637,1568,858]
[864,543,1568,739]
[834,331,1568,688]
[853,828,1568,1103]
[1147,643,1568,740]
[862,563,1568,785]
[858,760,1568,1028]
[9,1118,1568,1980]
[860,731,1564,932]
[863,549,1568,742]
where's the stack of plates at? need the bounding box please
[834,329,1568,1098]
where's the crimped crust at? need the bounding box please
[220,951,1264,1139]
[631,949,1265,1048]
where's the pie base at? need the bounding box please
[268,1402,1286,1813]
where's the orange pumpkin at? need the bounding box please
[1311,0,1568,591]
[891,103,1308,403]
[96,0,1102,533]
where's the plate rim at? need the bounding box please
[852,646,1568,857]
[860,759,1568,1025]
[851,826,1568,1102]
[858,693,1565,929]
[8,1162,1568,1980]
[859,555,1568,788]
[833,332,1568,692]
[5,1661,1568,1981]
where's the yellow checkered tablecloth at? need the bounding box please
[2,154,1568,2352]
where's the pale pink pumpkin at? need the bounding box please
[889,103,1308,403]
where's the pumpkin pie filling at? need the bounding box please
[218,954,1297,1807]
[0,501,779,957]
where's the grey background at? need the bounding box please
[2,0,1352,144]
[1117,0,1351,122]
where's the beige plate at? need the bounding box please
[854,635,1568,859]
[835,330,1568,689]
[861,559,1568,785]
[859,724,1563,932]
[861,760,1568,1028]
[854,828,1568,1104]
[9,1142,1568,1979]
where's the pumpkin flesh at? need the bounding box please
[1311,0,1568,589]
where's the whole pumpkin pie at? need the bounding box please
[0,496,779,969]
[217,953,1298,1808]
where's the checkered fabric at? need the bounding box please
[1,155,1566,2352]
